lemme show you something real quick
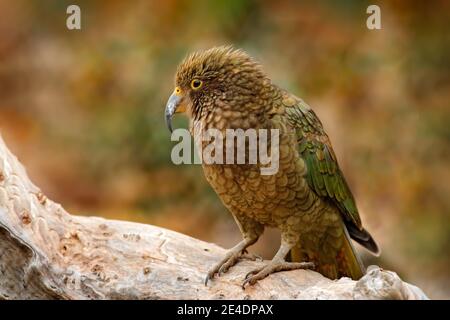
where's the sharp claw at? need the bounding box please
[204,248,264,286]
[244,270,258,280]
[241,277,253,289]
[204,272,214,286]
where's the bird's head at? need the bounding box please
[165,46,269,132]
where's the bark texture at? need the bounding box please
[0,135,428,300]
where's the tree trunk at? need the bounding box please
[0,135,428,300]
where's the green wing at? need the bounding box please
[282,93,362,229]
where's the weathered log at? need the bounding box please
[0,135,428,300]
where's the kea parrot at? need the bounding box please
[165,46,379,287]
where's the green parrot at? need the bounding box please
[165,46,379,287]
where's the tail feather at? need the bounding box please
[289,224,366,280]
[346,223,381,256]
[335,224,365,280]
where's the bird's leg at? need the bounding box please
[242,241,314,288]
[205,236,259,285]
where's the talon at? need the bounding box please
[203,244,260,285]
[242,275,258,289]
[241,260,315,287]
[244,269,259,280]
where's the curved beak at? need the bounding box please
[165,88,185,133]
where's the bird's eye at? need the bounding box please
[191,79,203,90]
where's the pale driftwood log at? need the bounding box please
[0,135,428,300]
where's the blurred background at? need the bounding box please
[0,0,448,298]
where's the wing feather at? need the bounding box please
[283,93,362,229]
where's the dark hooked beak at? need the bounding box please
[165,88,185,133]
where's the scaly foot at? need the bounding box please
[205,249,261,285]
[242,260,315,288]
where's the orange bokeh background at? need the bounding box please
[0,1,448,298]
